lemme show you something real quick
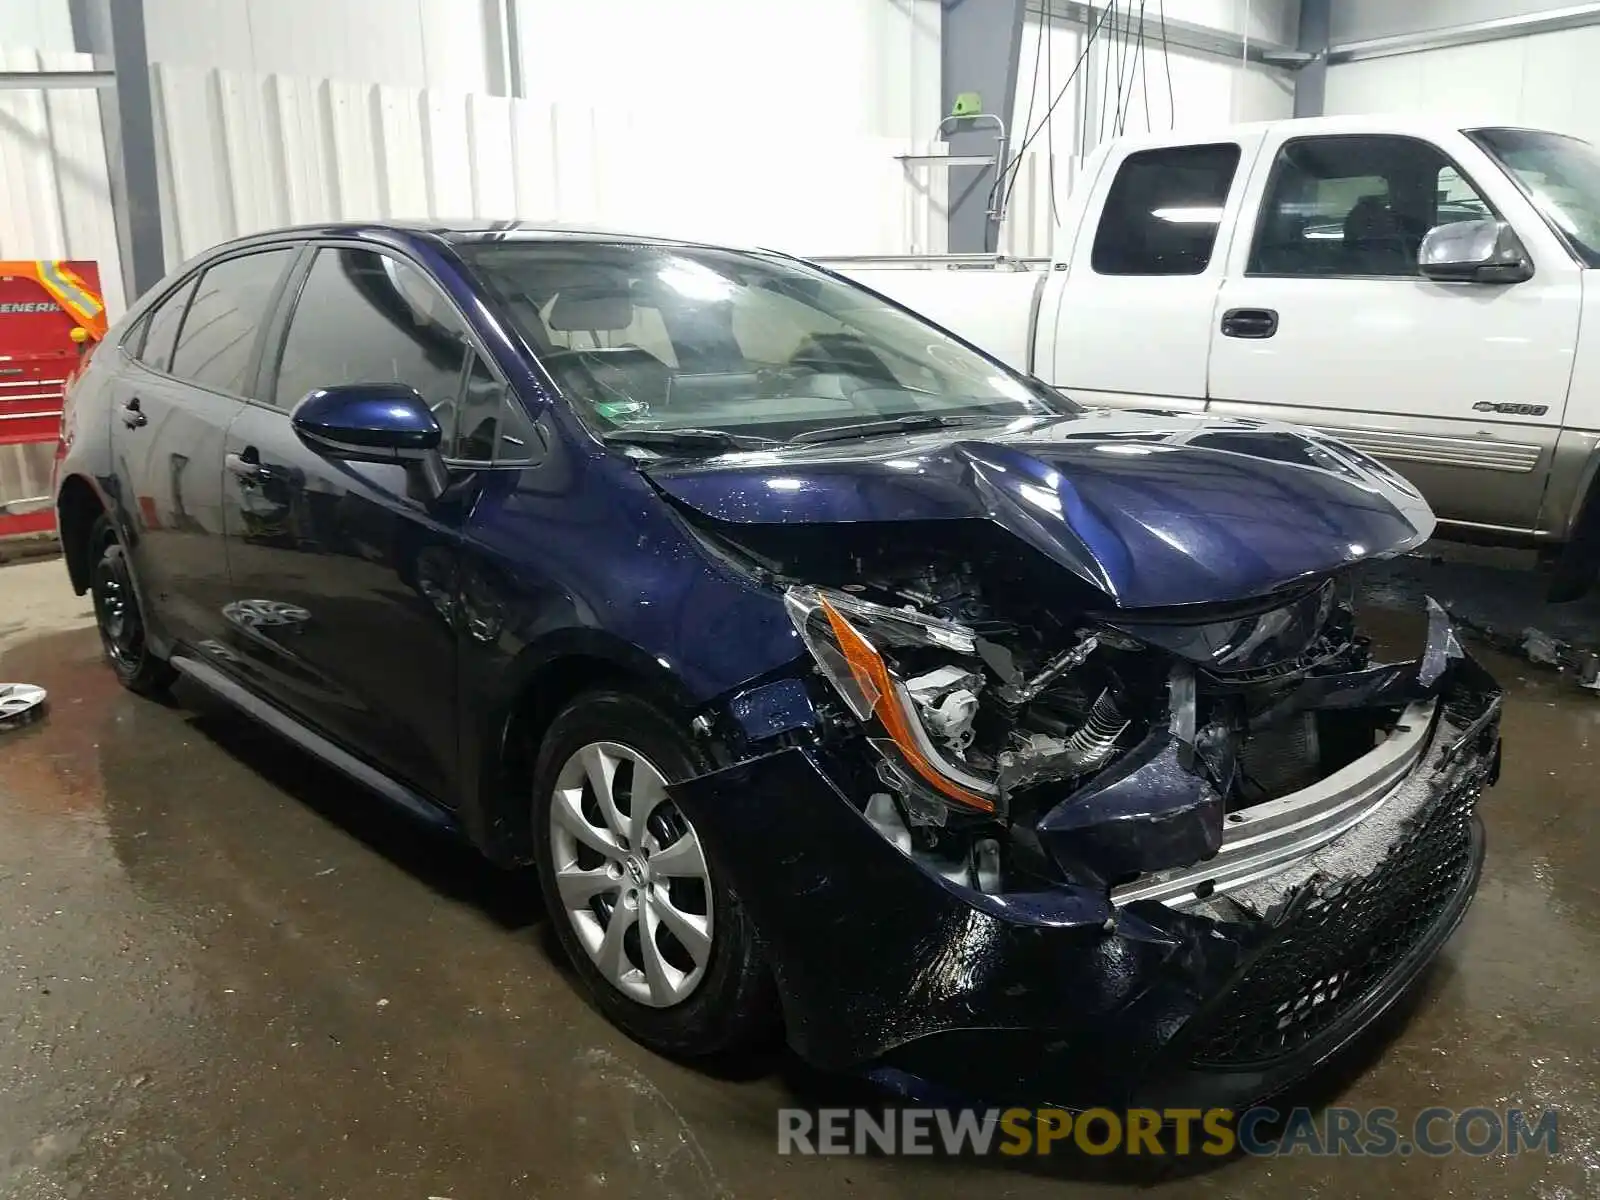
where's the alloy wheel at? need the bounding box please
[547,741,714,1007]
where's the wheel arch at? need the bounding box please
[56,473,108,595]
[464,629,711,866]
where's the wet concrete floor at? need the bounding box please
[1,557,1597,1199]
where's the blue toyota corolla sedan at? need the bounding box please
[53,221,1502,1109]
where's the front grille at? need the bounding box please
[1181,747,1489,1069]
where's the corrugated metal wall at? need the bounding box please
[147,63,953,264]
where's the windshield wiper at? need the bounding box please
[602,427,775,454]
[787,413,1012,445]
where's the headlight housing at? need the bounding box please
[784,585,999,814]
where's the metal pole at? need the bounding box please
[942,0,1028,254]
[1293,0,1330,118]
[71,0,166,302]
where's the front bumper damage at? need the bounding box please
[670,614,1501,1111]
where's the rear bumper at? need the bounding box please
[671,653,1500,1111]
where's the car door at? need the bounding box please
[218,242,512,803]
[1045,135,1265,410]
[1207,131,1583,536]
[109,246,297,650]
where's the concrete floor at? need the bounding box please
[1,556,1597,1199]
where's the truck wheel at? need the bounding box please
[88,515,177,695]
[1548,476,1600,603]
[531,689,777,1058]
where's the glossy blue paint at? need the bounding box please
[643,410,1437,609]
[291,384,442,454]
[728,678,817,742]
[53,219,1434,852]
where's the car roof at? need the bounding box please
[210,219,754,255]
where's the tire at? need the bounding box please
[531,689,776,1058]
[88,514,177,696]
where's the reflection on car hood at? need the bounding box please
[642,409,1436,609]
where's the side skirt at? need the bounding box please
[169,653,460,835]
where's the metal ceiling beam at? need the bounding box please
[1328,3,1600,65]
[1027,0,1310,69]
[0,70,115,90]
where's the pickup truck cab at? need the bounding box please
[820,115,1600,596]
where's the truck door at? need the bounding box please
[1206,130,1582,536]
[1043,132,1265,410]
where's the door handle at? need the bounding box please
[226,447,267,481]
[121,396,147,429]
[1221,307,1279,339]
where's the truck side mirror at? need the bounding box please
[1418,218,1533,284]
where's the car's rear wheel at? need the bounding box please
[531,690,775,1057]
[88,514,176,696]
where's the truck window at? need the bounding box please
[1090,143,1241,276]
[1248,135,1496,278]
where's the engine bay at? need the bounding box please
[693,514,1450,900]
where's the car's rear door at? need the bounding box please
[218,241,513,802]
[109,246,297,651]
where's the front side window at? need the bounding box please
[169,248,293,395]
[459,241,1067,441]
[1248,135,1497,277]
[1470,127,1600,267]
[1091,143,1242,276]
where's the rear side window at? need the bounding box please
[169,248,293,395]
[1091,143,1241,276]
[133,276,198,373]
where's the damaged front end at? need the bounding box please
[671,539,1501,1110]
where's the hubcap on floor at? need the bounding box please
[548,741,713,1007]
[91,546,142,668]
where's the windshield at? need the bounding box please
[457,241,1070,442]
[1469,127,1600,267]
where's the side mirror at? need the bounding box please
[1418,218,1533,284]
[291,383,449,498]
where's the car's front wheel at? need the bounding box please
[531,689,775,1057]
[88,514,176,696]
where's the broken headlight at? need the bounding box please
[784,585,999,814]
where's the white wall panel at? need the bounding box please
[1325,25,1600,145]
[1331,0,1583,42]
[0,1,73,54]
[143,0,489,91]
[514,0,942,141]
[0,47,126,315]
[1005,8,1294,256]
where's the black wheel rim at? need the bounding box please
[92,544,144,670]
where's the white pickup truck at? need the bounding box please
[818,115,1600,598]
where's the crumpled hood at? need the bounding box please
[643,409,1435,609]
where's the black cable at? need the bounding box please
[989,12,1048,242]
[1113,0,1125,139]
[998,0,1114,230]
[1158,0,1175,129]
[1098,0,1116,148]
[1020,12,1045,162]
[1137,1,1151,133]
[1047,7,1060,228]
[1114,0,1142,136]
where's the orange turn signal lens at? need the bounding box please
[818,595,996,814]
